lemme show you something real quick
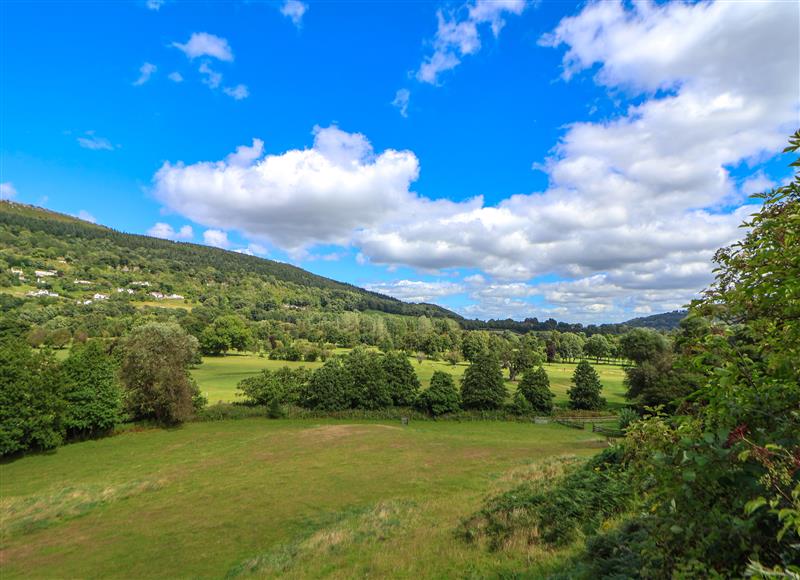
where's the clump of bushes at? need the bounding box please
[237,367,311,406]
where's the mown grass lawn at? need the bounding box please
[192,353,628,409]
[1,419,606,578]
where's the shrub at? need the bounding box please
[382,351,420,406]
[617,407,639,431]
[509,389,533,415]
[567,361,605,410]
[120,322,201,425]
[415,371,460,416]
[237,367,310,406]
[266,398,285,419]
[460,352,507,410]
[0,339,65,456]
[61,340,122,437]
[460,448,631,549]
[517,367,554,414]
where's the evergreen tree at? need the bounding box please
[460,352,507,410]
[0,339,65,455]
[518,366,555,414]
[416,371,460,416]
[62,340,122,436]
[567,361,605,410]
[382,351,420,406]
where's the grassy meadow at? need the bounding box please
[192,352,628,409]
[1,419,607,578]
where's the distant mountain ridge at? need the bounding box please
[621,310,687,331]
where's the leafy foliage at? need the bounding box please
[120,322,202,425]
[237,366,311,406]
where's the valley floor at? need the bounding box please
[0,419,605,578]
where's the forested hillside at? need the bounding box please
[0,200,459,318]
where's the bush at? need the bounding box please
[298,358,350,411]
[460,448,631,549]
[567,361,605,410]
[617,407,639,431]
[237,367,310,406]
[120,322,202,425]
[415,371,460,416]
[517,367,554,414]
[342,347,391,409]
[509,389,533,415]
[266,398,285,419]
[382,351,420,406]
[461,352,507,410]
[0,339,65,456]
[61,341,122,437]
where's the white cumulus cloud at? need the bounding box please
[280,0,308,27]
[223,84,249,100]
[203,229,230,248]
[173,32,233,62]
[147,222,194,240]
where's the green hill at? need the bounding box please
[0,201,460,320]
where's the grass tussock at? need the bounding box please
[227,500,415,577]
[1,479,165,539]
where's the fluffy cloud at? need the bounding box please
[77,131,115,151]
[203,229,230,248]
[280,0,308,27]
[168,72,183,83]
[391,89,410,118]
[153,126,421,249]
[417,0,527,84]
[223,84,249,100]
[173,32,233,62]
[365,280,464,303]
[133,62,156,86]
[145,0,164,10]
[147,222,194,240]
[0,182,17,200]
[151,0,797,321]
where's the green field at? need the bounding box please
[192,353,627,409]
[1,419,606,578]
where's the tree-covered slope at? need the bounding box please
[621,310,686,331]
[0,201,460,320]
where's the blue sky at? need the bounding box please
[2,0,798,322]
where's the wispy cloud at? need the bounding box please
[223,84,249,100]
[133,62,157,86]
[77,131,115,151]
[280,0,308,27]
[168,71,183,83]
[173,32,233,61]
[418,0,527,85]
[145,0,165,11]
[391,89,410,117]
